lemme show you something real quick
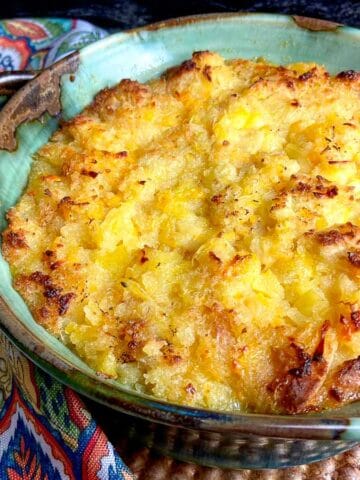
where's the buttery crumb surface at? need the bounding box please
[3,52,360,413]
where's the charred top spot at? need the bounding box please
[336,70,360,81]
[121,352,136,363]
[28,270,74,316]
[286,176,338,201]
[119,319,146,343]
[316,223,359,246]
[39,306,50,319]
[180,60,198,72]
[185,383,196,394]
[288,356,312,378]
[203,65,212,82]
[296,181,311,192]
[29,271,51,287]
[351,311,360,329]
[59,196,74,206]
[50,261,63,271]
[165,57,201,80]
[348,251,360,268]
[81,169,99,178]
[4,231,28,249]
[317,230,343,246]
[313,185,338,199]
[329,356,360,402]
[298,69,315,81]
[161,343,182,365]
[211,194,224,204]
[58,292,76,315]
[268,331,329,413]
[43,287,63,299]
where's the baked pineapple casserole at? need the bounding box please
[3,52,360,413]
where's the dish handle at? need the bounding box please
[0,52,79,152]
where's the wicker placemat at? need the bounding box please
[82,397,360,479]
[116,443,360,480]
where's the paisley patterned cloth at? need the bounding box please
[0,334,133,479]
[0,18,107,71]
[0,18,135,480]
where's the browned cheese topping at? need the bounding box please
[3,52,360,413]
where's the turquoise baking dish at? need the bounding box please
[1,13,360,469]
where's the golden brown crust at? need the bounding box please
[14,270,76,329]
[268,326,330,413]
[330,356,360,403]
[315,223,360,246]
[2,229,28,249]
[3,52,360,413]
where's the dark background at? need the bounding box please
[4,1,360,29]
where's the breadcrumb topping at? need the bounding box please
[3,52,360,413]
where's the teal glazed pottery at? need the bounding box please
[1,13,360,470]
